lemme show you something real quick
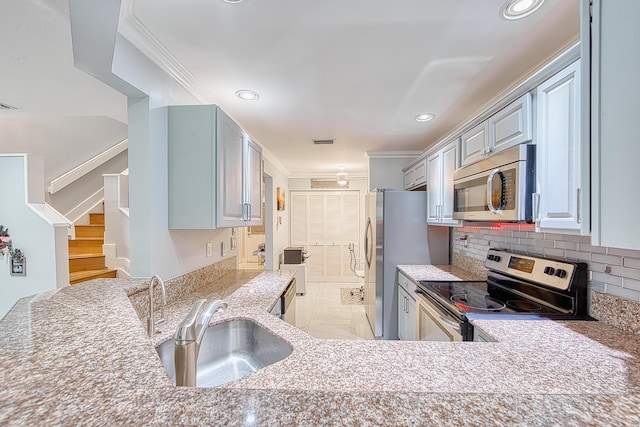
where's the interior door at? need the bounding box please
[290,191,361,282]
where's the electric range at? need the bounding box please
[415,248,590,341]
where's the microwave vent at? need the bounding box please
[313,139,334,145]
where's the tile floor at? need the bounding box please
[295,281,375,340]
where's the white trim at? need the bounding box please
[48,139,128,194]
[117,14,214,104]
[366,151,423,159]
[261,146,290,177]
[425,42,581,156]
[64,188,104,224]
[103,244,131,278]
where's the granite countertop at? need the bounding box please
[1,266,640,425]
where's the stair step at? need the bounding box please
[69,254,106,273]
[89,213,104,225]
[75,224,105,238]
[70,269,117,285]
[68,238,104,255]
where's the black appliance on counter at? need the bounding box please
[283,247,309,264]
[415,248,590,341]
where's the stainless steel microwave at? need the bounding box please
[452,144,535,222]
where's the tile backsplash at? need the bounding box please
[451,223,640,307]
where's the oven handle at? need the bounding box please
[439,317,460,330]
[414,288,464,324]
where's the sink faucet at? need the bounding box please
[174,299,228,387]
[147,275,167,337]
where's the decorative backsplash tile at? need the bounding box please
[451,224,640,331]
[129,257,238,321]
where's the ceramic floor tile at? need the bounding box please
[296,281,373,341]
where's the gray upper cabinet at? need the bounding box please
[534,60,587,235]
[588,0,639,250]
[461,93,532,167]
[168,105,262,229]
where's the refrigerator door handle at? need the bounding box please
[364,218,373,268]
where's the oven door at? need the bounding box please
[415,291,463,342]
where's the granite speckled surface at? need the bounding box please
[2,265,640,425]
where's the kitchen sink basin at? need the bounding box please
[155,319,292,387]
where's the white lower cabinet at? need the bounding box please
[534,59,587,235]
[426,139,461,226]
[397,272,416,341]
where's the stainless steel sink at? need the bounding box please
[156,319,292,387]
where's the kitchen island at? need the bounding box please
[1,267,639,426]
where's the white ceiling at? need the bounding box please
[123,0,580,178]
[1,0,579,181]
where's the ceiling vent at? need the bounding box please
[313,139,334,145]
[0,102,16,110]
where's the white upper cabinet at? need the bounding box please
[461,93,532,167]
[403,159,426,190]
[168,105,262,229]
[534,60,587,235]
[488,93,532,152]
[588,0,639,249]
[427,139,461,226]
[460,122,488,167]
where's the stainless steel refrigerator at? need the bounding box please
[364,189,450,339]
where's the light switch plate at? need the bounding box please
[206,242,213,257]
[221,241,227,257]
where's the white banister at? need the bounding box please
[103,172,130,277]
[48,139,128,194]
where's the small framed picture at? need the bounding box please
[277,187,285,211]
[10,257,26,276]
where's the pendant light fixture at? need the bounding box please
[336,168,348,187]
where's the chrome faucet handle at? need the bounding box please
[175,299,206,343]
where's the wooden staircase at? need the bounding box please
[69,212,117,285]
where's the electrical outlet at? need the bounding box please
[206,242,213,257]
[221,241,227,257]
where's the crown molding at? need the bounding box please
[366,150,423,159]
[117,9,214,104]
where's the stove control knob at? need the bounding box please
[487,255,495,261]
[555,269,568,279]
[544,266,555,276]
[493,255,501,262]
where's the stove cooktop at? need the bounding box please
[417,248,590,320]
[419,280,565,317]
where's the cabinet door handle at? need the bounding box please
[404,296,407,313]
[576,188,581,224]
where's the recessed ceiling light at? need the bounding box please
[414,113,435,122]
[223,0,244,4]
[500,0,544,20]
[235,90,260,101]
